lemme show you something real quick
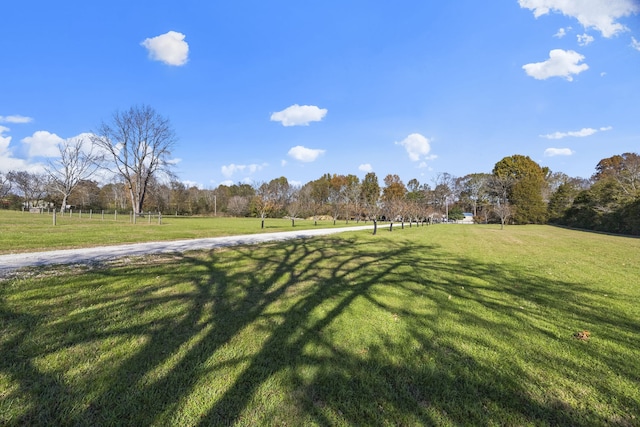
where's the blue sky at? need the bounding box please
[2,0,639,188]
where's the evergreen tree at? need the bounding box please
[492,155,548,224]
[547,182,580,221]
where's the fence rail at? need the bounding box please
[25,208,165,225]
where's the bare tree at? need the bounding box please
[309,175,330,225]
[45,136,103,213]
[488,175,515,229]
[98,181,128,211]
[493,200,512,230]
[431,172,456,219]
[144,177,170,213]
[169,180,188,214]
[328,174,346,225]
[488,175,513,206]
[361,172,381,234]
[227,196,250,217]
[70,180,101,210]
[253,181,277,229]
[267,176,290,217]
[91,105,177,215]
[343,174,361,223]
[594,152,640,199]
[458,173,491,217]
[382,174,406,231]
[286,185,302,226]
[8,170,48,209]
[0,172,11,199]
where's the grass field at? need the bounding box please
[0,209,360,254]
[1,224,639,425]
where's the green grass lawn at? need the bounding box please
[1,224,639,425]
[0,209,362,254]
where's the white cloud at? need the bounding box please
[219,177,254,186]
[287,145,325,162]
[65,132,97,154]
[221,164,239,177]
[418,161,435,170]
[21,130,64,157]
[523,49,588,81]
[0,126,12,155]
[358,163,373,172]
[519,0,639,38]
[554,27,568,38]
[394,133,432,162]
[540,128,596,139]
[0,126,39,172]
[70,132,117,163]
[0,156,34,172]
[221,163,267,178]
[577,33,594,46]
[0,115,33,124]
[182,180,203,189]
[270,104,327,126]
[632,37,640,51]
[544,148,574,157]
[540,126,612,139]
[1,131,102,174]
[141,31,189,66]
[281,159,287,167]
[211,177,253,187]
[249,164,265,173]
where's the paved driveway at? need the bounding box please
[0,224,383,276]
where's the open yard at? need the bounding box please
[0,210,356,254]
[1,224,639,425]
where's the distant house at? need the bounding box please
[460,212,474,224]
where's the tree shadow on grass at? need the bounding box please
[0,232,638,426]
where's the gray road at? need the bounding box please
[0,224,385,277]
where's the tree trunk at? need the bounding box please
[136,195,145,216]
[373,218,377,235]
[128,186,138,215]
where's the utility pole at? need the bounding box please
[445,196,449,222]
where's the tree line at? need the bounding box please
[1,105,638,235]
